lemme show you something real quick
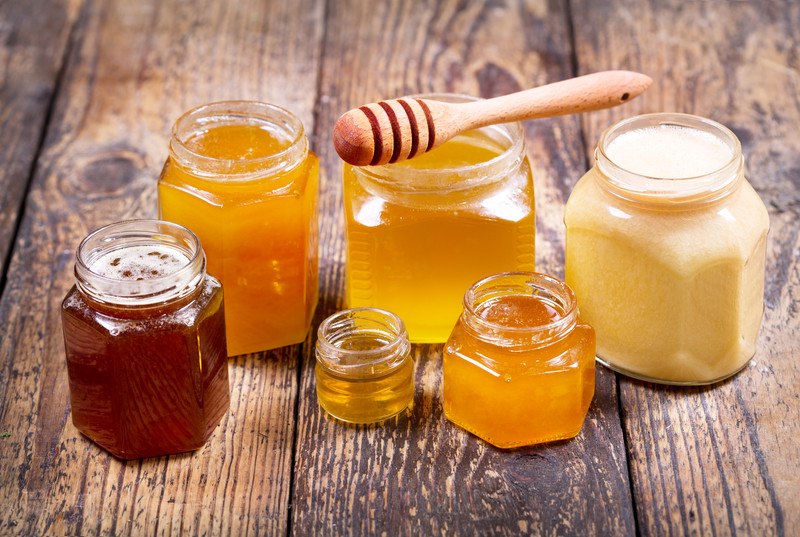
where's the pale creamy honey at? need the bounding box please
[565,114,769,384]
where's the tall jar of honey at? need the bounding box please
[159,101,319,356]
[443,272,596,448]
[61,220,230,459]
[564,113,770,385]
[343,94,535,343]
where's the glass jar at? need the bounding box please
[61,220,230,459]
[443,272,595,448]
[158,101,319,356]
[343,94,535,343]
[315,308,414,424]
[565,113,770,385]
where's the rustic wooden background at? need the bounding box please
[0,0,797,535]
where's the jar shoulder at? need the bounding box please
[159,153,318,203]
[565,169,769,260]
[62,277,223,333]
[444,320,595,375]
[344,157,534,216]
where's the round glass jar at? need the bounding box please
[61,220,230,459]
[315,308,414,424]
[158,101,319,356]
[564,113,770,385]
[443,272,595,449]
[342,93,535,344]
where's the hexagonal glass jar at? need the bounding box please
[158,101,319,356]
[564,113,770,385]
[443,272,595,448]
[61,220,230,459]
[342,94,535,344]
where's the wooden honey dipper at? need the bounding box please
[333,70,652,166]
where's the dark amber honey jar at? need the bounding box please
[61,220,230,459]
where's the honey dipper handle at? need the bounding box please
[458,70,652,129]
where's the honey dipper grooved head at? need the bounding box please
[333,111,376,167]
[334,98,439,167]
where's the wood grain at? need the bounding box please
[571,0,800,534]
[0,0,82,283]
[0,0,324,534]
[290,1,636,534]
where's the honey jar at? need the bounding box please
[61,220,230,459]
[315,308,414,424]
[158,101,319,356]
[443,272,595,448]
[564,113,770,384]
[343,94,535,343]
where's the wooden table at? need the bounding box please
[1,0,797,535]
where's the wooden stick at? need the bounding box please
[333,70,652,166]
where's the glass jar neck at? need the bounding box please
[315,308,411,379]
[462,272,578,351]
[352,93,526,200]
[169,100,308,182]
[74,219,206,311]
[594,113,744,206]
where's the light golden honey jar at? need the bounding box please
[343,94,535,343]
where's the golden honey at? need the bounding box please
[343,94,535,343]
[315,308,414,424]
[443,272,595,448]
[158,101,319,356]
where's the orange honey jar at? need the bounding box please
[443,272,595,448]
[159,101,319,356]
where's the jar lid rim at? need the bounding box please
[462,272,579,341]
[315,307,410,373]
[169,100,308,181]
[595,112,743,203]
[353,92,526,189]
[75,219,205,305]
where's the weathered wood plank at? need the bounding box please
[0,0,324,534]
[290,1,636,534]
[0,0,82,283]
[571,0,800,534]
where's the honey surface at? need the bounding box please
[159,123,319,355]
[477,294,561,328]
[443,295,595,448]
[605,124,732,179]
[344,131,535,343]
[185,124,291,160]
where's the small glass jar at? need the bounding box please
[61,220,230,459]
[343,93,535,344]
[315,308,414,424]
[564,113,770,385]
[443,272,595,449]
[158,101,319,356]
